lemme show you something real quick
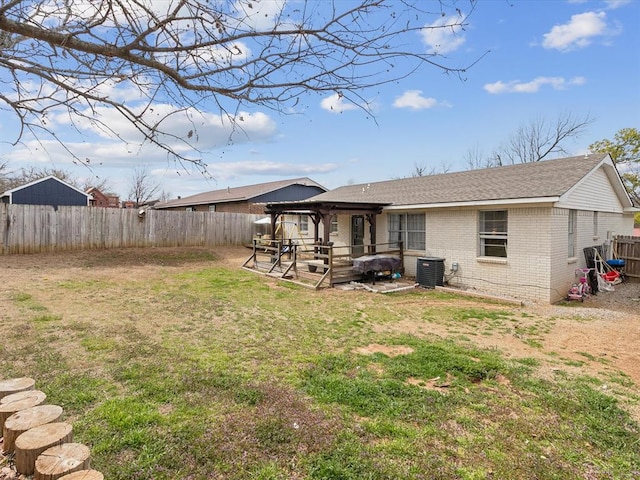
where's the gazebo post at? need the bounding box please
[367,214,377,254]
[321,212,332,247]
[320,211,333,268]
[312,214,321,254]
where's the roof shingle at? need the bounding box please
[156,177,325,208]
[310,154,610,206]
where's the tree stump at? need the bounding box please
[3,404,64,453]
[14,422,73,475]
[34,443,91,480]
[0,390,47,431]
[0,388,46,403]
[0,377,36,400]
[58,470,104,480]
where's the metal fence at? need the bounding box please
[0,204,260,254]
[613,235,640,278]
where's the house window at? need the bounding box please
[298,214,309,232]
[209,205,216,212]
[479,210,508,257]
[593,211,598,237]
[568,209,577,257]
[185,207,194,212]
[388,213,425,250]
[330,215,338,233]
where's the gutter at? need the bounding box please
[383,196,560,210]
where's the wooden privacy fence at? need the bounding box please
[0,204,261,254]
[613,235,640,278]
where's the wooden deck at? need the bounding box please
[242,240,403,289]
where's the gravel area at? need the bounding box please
[581,276,640,314]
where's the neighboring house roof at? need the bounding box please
[309,154,635,210]
[155,177,326,209]
[1,175,91,203]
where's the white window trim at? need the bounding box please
[479,210,508,258]
[388,213,425,251]
[298,214,309,233]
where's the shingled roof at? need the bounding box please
[310,154,624,207]
[155,177,326,209]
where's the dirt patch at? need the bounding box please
[406,374,454,393]
[353,344,414,357]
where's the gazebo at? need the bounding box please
[264,199,389,250]
[242,199,404,289]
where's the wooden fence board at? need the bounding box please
[613,235,640,278]
[0,204,260,254]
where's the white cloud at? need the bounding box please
[484,76,586,94]
[605,0,631,9]
[542,11,609,51]
[4,138,158,167]
[231,0,286,30]
[420,14,466,55]
[393,90,441,110]
[204,160,339,181]
[320,93,358,113]
[51,104,278,152]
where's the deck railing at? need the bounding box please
[242,240,404,288]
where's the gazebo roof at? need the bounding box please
[265,200,389,216]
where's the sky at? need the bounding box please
[1,0,639,200]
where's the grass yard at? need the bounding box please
[1,247,639,479]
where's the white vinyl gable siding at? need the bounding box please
[560,167,624,212]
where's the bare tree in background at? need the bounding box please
[412,162,452,177]
[465,113,593,169]
[0,160,12,192]
[15,166,78,186]
[158,189,172,203]
[128,167,160,207]
[79,177,114,196]
[463,142,486,170]
[0,0,482,170]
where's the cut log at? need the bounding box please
[0,390,47,431]
[3,404,64,453]
[34,443,91,480]
[14,422,73,475]
[58,470,104,480]
[0,377,35,400]
[0,388,46,405]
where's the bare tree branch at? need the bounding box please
[0,0,482,169]
[490,113,593,166]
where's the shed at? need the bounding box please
[154,177,327,214]
[1,176,91,210]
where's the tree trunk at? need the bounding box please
[0,390,47,431]
[3,404,63,453]
[34,443,91,480]
[0,377,36,400]
[57,470,104,480]
[14,422,73,475]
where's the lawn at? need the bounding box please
[1,248,638,479]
